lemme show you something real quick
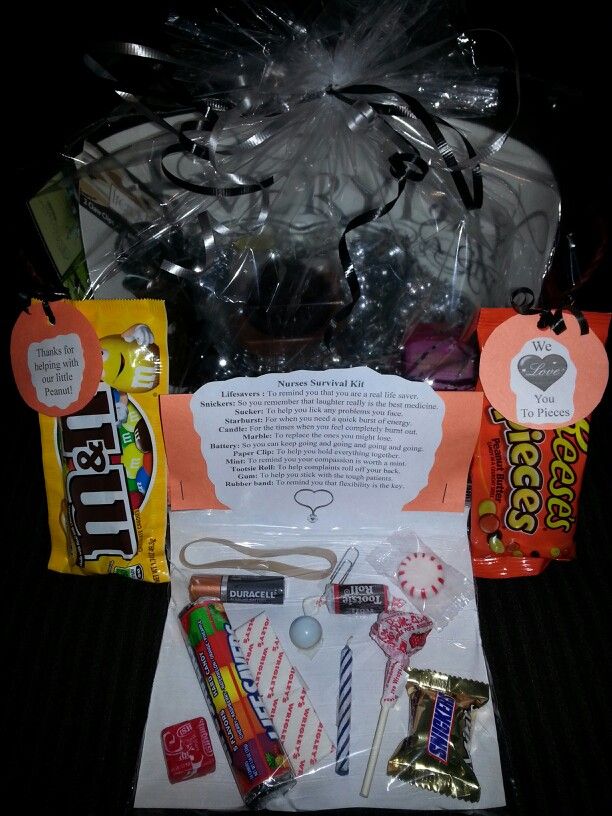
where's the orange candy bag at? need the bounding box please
[470,308,610,578]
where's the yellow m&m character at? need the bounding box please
[101,323,160,394]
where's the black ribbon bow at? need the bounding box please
[511,287,589,335]
[83,41,486,338]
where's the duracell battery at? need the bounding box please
[188,574,285,604]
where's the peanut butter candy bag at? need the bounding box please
[39,300,169,582]
[470,308,610,578]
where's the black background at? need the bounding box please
[5,2,612,815]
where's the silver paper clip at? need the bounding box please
[303,546,361,616]
[326,546,359,587]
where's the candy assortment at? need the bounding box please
[155,521,496,810]
[12,0,610,812]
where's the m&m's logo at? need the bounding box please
[60,383,155,564]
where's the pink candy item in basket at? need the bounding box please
[402,324,478,391]
[369,609,433,663]
[360,609,433,798]
[235,613,335,776]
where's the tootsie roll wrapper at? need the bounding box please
[387,668,489,802]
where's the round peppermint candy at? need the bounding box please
[398,552,445,600]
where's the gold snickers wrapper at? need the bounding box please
[387,668,489,803]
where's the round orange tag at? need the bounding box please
[10,301,102,416]
[479,313,609,429]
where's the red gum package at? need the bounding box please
[161,717,215,783]
[470,309,610,578]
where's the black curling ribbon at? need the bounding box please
[85,43,485,335]
[324,147,428,344]
[329,83,483,210]
[324,83,482,340]
[511,287,589,335]
[17,271,68,326]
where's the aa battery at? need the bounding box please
[188,574,285,604]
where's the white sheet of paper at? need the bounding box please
[135,509,505,810]
[190,368,445,523]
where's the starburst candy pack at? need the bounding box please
[38,300,169,582]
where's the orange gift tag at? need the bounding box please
[479,312,608,430]
[10,300,102,416]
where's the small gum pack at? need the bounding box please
[161,717,216,783]
[38,299,169,582]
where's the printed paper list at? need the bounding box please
[191,368,444,519]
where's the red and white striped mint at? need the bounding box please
[398,552,445,600]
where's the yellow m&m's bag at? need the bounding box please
[39,300,169,582]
